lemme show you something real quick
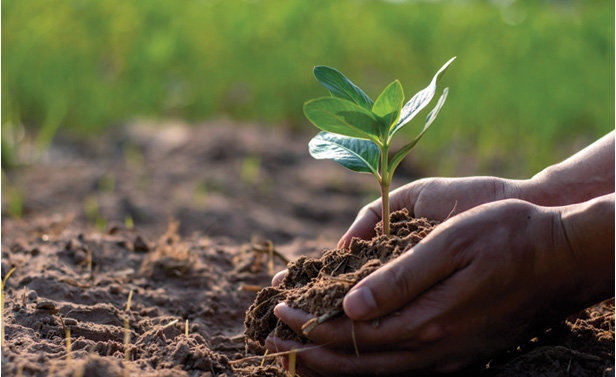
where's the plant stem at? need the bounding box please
[380,181,390,236]
[379,145,391,237]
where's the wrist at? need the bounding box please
[518,156,614,208]
[526,197,613,321]
[559,194,615,306]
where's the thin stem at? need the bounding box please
[380,181,390,236]
[379,145,391,237]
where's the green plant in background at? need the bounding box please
[305,58,454,236]
[2,0,613,177]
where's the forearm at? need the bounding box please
[519,131,614,206]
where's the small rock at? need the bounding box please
[64,239,74,250]
[10,241,26,253]
[35,301,59,314]
[116,240,130,249]
[36,301,56,311]
[133,235,150,252]
[63,318,78,326]
[30,248,41,257]
[109,284,122,295]
[27,291,38,301]
[73,249,87,265]
[106,223,124,235]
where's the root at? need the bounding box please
[444,200,458,221]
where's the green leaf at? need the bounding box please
[388,88,449,176]
[388,57,455,141]
[308,132,380,175]
[372,80,404,138]
[304,97,381,140]
[313,66,374,111]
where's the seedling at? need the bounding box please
[305,57,455,236]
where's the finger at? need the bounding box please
[274,299,446,350]
[272,269,288,286]
[265,336,437,375]
[343,224,458,320]
[265,338,324,377]
[337,181,427,249]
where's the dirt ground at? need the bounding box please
[1,121,613,376]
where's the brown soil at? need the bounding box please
[2,121,613,376]
[245,209,439,344]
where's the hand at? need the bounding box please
[267,199,594,376]
[271,176,524,287]
[337,176,523,248]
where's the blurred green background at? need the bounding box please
[2,0,614,177]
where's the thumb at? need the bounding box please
[342,235,454,320]
[338,181,427,249]
[337,201,382,249]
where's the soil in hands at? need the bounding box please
[245,208,438,344]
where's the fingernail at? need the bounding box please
[343,286,377,319]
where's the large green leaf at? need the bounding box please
[313,66,374,111]
[388,88,449,175]
[308,131,380,175]
[372,80,404,139]
[304,97,381,140]
[388,57,455,141]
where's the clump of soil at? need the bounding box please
[245,209,439,344]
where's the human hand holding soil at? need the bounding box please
[267,194,615,376]
[338,131,615,249]
[266,132,614,375]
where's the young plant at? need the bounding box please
[305,57,455,236]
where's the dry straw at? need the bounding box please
[1,267,16,348]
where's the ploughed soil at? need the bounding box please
[2,121,613,376]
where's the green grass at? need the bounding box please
[2,0,614,177]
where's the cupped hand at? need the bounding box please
[338,176,524,248]
[273,176,523,287]
[267,199,583,376]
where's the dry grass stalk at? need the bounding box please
[239,284,262,292]
[260,349,269,367]
[251,241,290,265]
[2,267,16,348]
[162,319,179,329]
[85,248,93,275]
[229,333,247,342]
[126,290,133,312]
[266,240,274,276]
[124,317,130,377]
[185,319,189,337]
[288,348,297,377]
[228,345,322,365]
[66,327,72,367]
[301,310,342,336]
